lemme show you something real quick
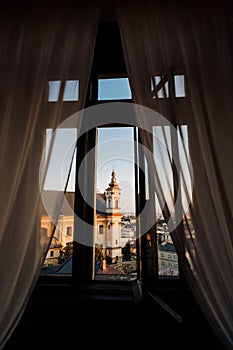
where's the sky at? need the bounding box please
[96,126,135,213]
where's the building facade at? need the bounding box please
[41,169,123,265]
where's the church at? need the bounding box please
[95,168,123,264]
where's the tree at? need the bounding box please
[58,242,73,264]
[95,244,104,261]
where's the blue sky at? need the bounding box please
[97,127,135,213]
[98,78,132,100]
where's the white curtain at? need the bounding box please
[117,0,233,348]
[0,2,100,348]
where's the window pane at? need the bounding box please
[44,128,76,190]
[63,80,79,101]
[151,75,169,98]
[95,127,136,280]
[153,124,191,277]
[174,75,185,97]
[48,80,61,102]
[40,128,76,275]
[98,78,132,100]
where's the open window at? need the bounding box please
[39,21,190,290]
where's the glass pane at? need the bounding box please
[63,80,79,101]
[151,75,169,98]
[40,128,76,275]
[174,75,185,97]
[153,124,191,277]
[98,78,132,100]
[48,80,61,102]
[95,127,137,281]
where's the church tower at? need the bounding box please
[105,168,121,214]
[104,168,123,263]
[96,168,123,264]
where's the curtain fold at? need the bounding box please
[116,0,233,348]
[0,2,101,348]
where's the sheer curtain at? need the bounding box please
[117,0,233,348]
[0,2,100,348]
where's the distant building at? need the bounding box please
[41,191,74,265]
[158,241,179,276]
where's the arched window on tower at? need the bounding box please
[115,199,118,208]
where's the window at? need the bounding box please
[67,226,72,236]
[40,128,76,275]
[151,75,169,99]
[41,86,190,282]
[95,126,136,280]
[47,79,79,102]
[48,80,61,102]
[40,22,190,288]
[63,80,79,101]
[151,74,186,99]
[98,77,132,100]
[174,75,185,97]
[152,124,192,277]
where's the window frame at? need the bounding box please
[38,21,189,296]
